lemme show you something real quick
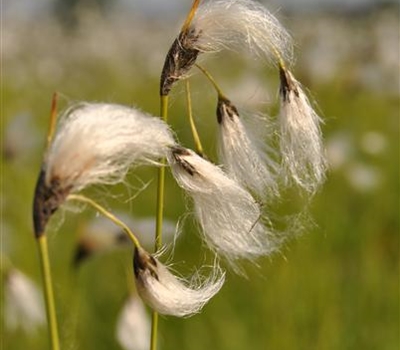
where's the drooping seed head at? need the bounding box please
[167,147,281,265]
[133,247,225,317]
[278,68,327,193]
[160,0,293,95]
[33,102,176,237]
[217,96,279,198]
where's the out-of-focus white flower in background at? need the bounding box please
[345,163,383,193]
[4,269,46,334]
[116,294,151,350]
[360,131,387,156]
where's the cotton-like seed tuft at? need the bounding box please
[167,147,281,263]
[33,102,176,237]
[160,0,293,95]
[133,247,225,317]
[278,68,327,193]
[217,97,278,198]
[46,103,175,190]
[4,269,45,334]
[192,0,293,63]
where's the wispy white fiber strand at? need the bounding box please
[279,70,327,193]
[45,102,176,192]
[191,0,293,64]
[167,147,281,263]
[134,247,225,317]
[217,98,279,198]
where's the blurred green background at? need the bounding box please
[2,1,399,350]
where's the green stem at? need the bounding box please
[67,194,142,249]
[185,80,204,156]
[37,235,60,350]
[195,64,228,100]
[150,94,169,350]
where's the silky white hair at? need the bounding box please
[116,294,150,350]
[167,147,280,263]
[217,98,278,198]
[134,247,225,317]
[44,102,176,192]
[191,0,293,64]
[279,70,327,193]
[5,269,45,334]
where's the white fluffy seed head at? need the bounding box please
[167,147,281,264]
[133,247,225,317]
[45,102,176,192]
[116,294,150,350]
[191,0,293,64]
[160,0,293,95]
[4,269,45,334]
[278,69,327,194]
[217,97,279,198]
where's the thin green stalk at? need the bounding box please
[150,94,169,350]
[185,80,204,156]
[37,235,60,350]
[67,194,141,249]
[195,64,228,100]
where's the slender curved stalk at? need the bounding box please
[150,94,169,350]
[195,64,227,100]
[37,235,60,350]
[67,194,141,249]
[185,80,204,156]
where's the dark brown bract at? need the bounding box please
[160,28,201,96]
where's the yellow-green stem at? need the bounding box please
[46,92,58,149]
[195,64,227,100]
[37,235,60,350]
[67,194,141,249]
[150,94,169,350]
[185,80,204,156]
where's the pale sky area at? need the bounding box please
[3,0,392,20]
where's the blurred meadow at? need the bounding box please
[2,1,399,350]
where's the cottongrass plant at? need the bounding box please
[160,0,293,95]
[34,102,176,237]
[134,247,225,317]
[71,221,152,350]
[278,67,327,193]
[31,1,327,349]
[32,95,225,350]
[167,146,280,265]
[196,65,279,198]
[217,96,279,197]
